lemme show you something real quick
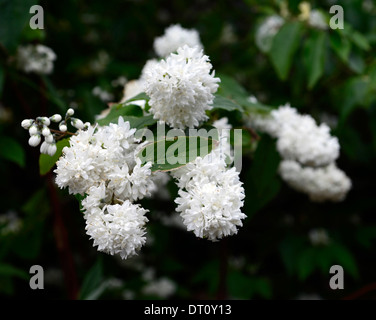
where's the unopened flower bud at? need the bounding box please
[29,125,38,136]
[59,122,67,132]
[38,117,50,126]
[40,141,49,154]
[45,133,54,143]
[72,118,84,129]
[21,119,33,129]
[50,114,62,122]
[47,143,57,156]
[42,126,51,136]
[66,108,75,116]
[28,134,41,147]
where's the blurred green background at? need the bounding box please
[0,0,376,299]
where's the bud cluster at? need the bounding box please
[21,108,89,156]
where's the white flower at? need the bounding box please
[85,200,148,260]
[55,118,154,200]
[278,160,352,202]
[255,15,285,53]
[16,44,56,75]
[213,117,232,162]
[153,24,202,57]
[144,45,220,129]
[309,10,328,30]
[250,104,340,166]
[276,115,339,167]
[174,152,246,241]
[142,277,176,298]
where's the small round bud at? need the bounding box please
[50,114,62,122]
[45,133,54,143]
[59,122,67,132]
[84,122,91,129]
[71,118,84,130]
[29,125,38,136]
[21,119,33,129]
[28,134,41,147]
[42,125,51,136]
[66,108,75,116]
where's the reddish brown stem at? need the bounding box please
[47,172,79,299]
[342,282,376,300]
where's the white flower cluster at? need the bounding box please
[279,160,351,202]
[173,149,246,241]
[144,45,220,129]
[153,24,203,58]
[255,15,284,53]
[16,44,56,75]
[55,117,155,259]
[21,108,87,156]
[250,104,351,202]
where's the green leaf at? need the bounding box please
[79,259,104,300]
[350,31,370,51]
[279,235,306,276]
[0,0,37,52]
[124,92,149,103]
[0,136,25,168]
[212,94,244,112]
[0,263,28,280]
[216,74,249,102]
[304,31,327,89]
[337,76,368,125]
[39,138,70,175]
[245,135,281,216]
[0,65,4,98]
[269,21,304,80]
[330,30,351,63]
[330,244,358,279]
[96,103,143,126]
[297,247,317,281]
[138,136,218,172]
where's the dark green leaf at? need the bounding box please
[297,247,317,281]
[216,74,249,102]
[138,136,218,172]
[330,30,351,63]
[0,263,29,280]
[124,92,149,103]
[350,31,370,51]
[39,138,70,176]
[0,136,25,168]
[245,135,281,216]
[79,259,104,300]
[304,31,327,89]
[269,21,304,80]
[330,243,358,279]
[0,65,4,98]
[0,0,37,52]
[96,103,143,126]
[212,94,244,112]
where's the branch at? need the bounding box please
[47,172,79,299]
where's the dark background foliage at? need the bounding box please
[0,0,376,299]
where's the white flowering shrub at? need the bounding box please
[2,0,376,300]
